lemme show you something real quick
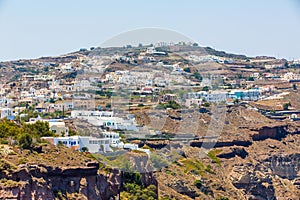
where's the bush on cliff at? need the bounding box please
[0,119,55,146]
[121,183,157,200]
[18,133,33,149]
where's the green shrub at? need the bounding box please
[122,183,157,200]
[18,133,33,149]
[0,159,16,171]
[0,139,8,144]
[202,86,210,91]
[205,165,214,174]
[0,179,22,187]
[150,153,169,170]
[207,149,222,165]
[157,101,181,110]
[193,72,203,81]
[203,102,210,107]
[194,180,203,189]
[183,67,191,73]
[18,158,28,165]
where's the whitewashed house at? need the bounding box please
[0,108,13,119]
[42,135,111,153]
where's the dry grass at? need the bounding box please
[5,144,93,168]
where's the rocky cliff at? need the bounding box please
[154,107,300,199]
[0,145,157,200]
[0,162,122,200]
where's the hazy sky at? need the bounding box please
[0,0,300,61]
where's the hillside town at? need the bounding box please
[0,44,300,123]
[1,44,300,151]
[1,43,300,199]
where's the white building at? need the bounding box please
[111,142,151,156]
[185,98,202,108]
[71,110,113,118]
[43,135,150,156]
[42,135,111,153]
[188,91,227,103]
[250,72,260,79]
[50,101,74,111]
[89,116,138,131]
[34,75,55,81]
[282,72,300,82]
[0,108,13,119]
[60,63,74,73]
[188,89,261,103]
[71,110,138,131]
[103,132,121,145]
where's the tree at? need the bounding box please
[49,98,55,103]
[194,180,203,189]
[237,74,243,79]
[283,102,291,110]
[293,84,297,90]
[183,67,191,73]
[284,62,289,68]
[81,147,89,152]
[193,72,202,81]
[247,77,255,81]
[202,86,210,92]
[68,130,78,136]
[0,119,22,138]
[18,133,33,149]
[22,121,54,138]
[233,99,240,104]
[160,101,181,110]
[203,102,210,107]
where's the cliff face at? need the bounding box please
[264,154,300,180]
[0,162,158,200]
[250,124,289,141]
[0,144,158,200]
[230,154,300,200]
[154,107,300,199]
[0,162,122,200]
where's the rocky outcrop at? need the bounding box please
[217,147,248,159]
[230,164,276,200]
[0,160,158,200]
[263,154,300,180]
[230,154,300,200]
[166,180,200,199]
[250,124,289,141]
[190,140,252,149]
[145,140,170,149]
[0,162,131,200]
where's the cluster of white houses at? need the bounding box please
[42,131,120,153]
[71,110,139,131]
[39,110,150,154]
[282,72,300,82]
[186,89,261,106]
[42,133,150,155]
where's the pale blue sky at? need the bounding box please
[0,0,300,61]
